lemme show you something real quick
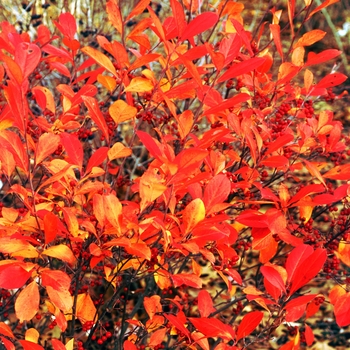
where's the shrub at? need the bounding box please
[0,0,349,349]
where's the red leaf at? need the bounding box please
[41,269,71,291]
[270,24,283,60]
[55,13,77,40]
[219,33,242,67]
[203,93,250,115]
[305,49,342,66]
[288,184,325,206]
[85,147,108,175]
[14,42,41,80]
[260,155,289,169]
[217,57,266,83]
[0,336,15,350]
[286,244,313,283]
[230,18,253,56]
[172,273,202,289]
[203,174,231,215]
[164,313,190,338]
[136,130,163,161]
[333,292,350,327]
[197,290,216,317]
[189,317,235,340]
[51,339,66,350]
[261,266,286,293]
[265,133,294,156]
[0,263,31,289]
[304,324,314,346]
[18,340,44,350]
[288,248,327,296]
[315,72,347,89]
[83,96,110,143]
[180,12,218,43]
[170,0,186,38]
[60,132,83,169]
[284,295,317,322]
[236,311,263,341]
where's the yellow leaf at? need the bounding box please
[76,293,97,323]
[42,245,77,266]
[124,77,153,93]
[109,100,137,124]
[65,338,74,350]
[337,242,350,267]
[97,74,117,92]
[108,142,132,160]
[25,328,39,343]
[15,281,40,322]
[183,198,205,234]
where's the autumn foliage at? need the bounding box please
[0,0,349,349]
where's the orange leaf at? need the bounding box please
[144,295,162,319]
[97,74,117,92]
[46,286,73,312]
[108,142,132,161]
[124,77,153,93]
[306,0,340,20]
[0,130,28,172]
[109,100,137,124]
[176,110,193,139]
[81,46,117,76]
[139,169,167,212]
[269,24,283,60]
[198,290,216,317]
[0,148,15,177]
[304,69,314,94]
[103,194,123,233]
[126,0,151,20]
[76,293,97,323]
[15,282,40,322]
[106,0,123,35]
[35,133,60,166]
[236,311,263,341]
[149,328,167,347]
[294,30,326,48]
[172,273,202,288]
[0,322,15,338]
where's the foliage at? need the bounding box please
[0,0,349,349]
